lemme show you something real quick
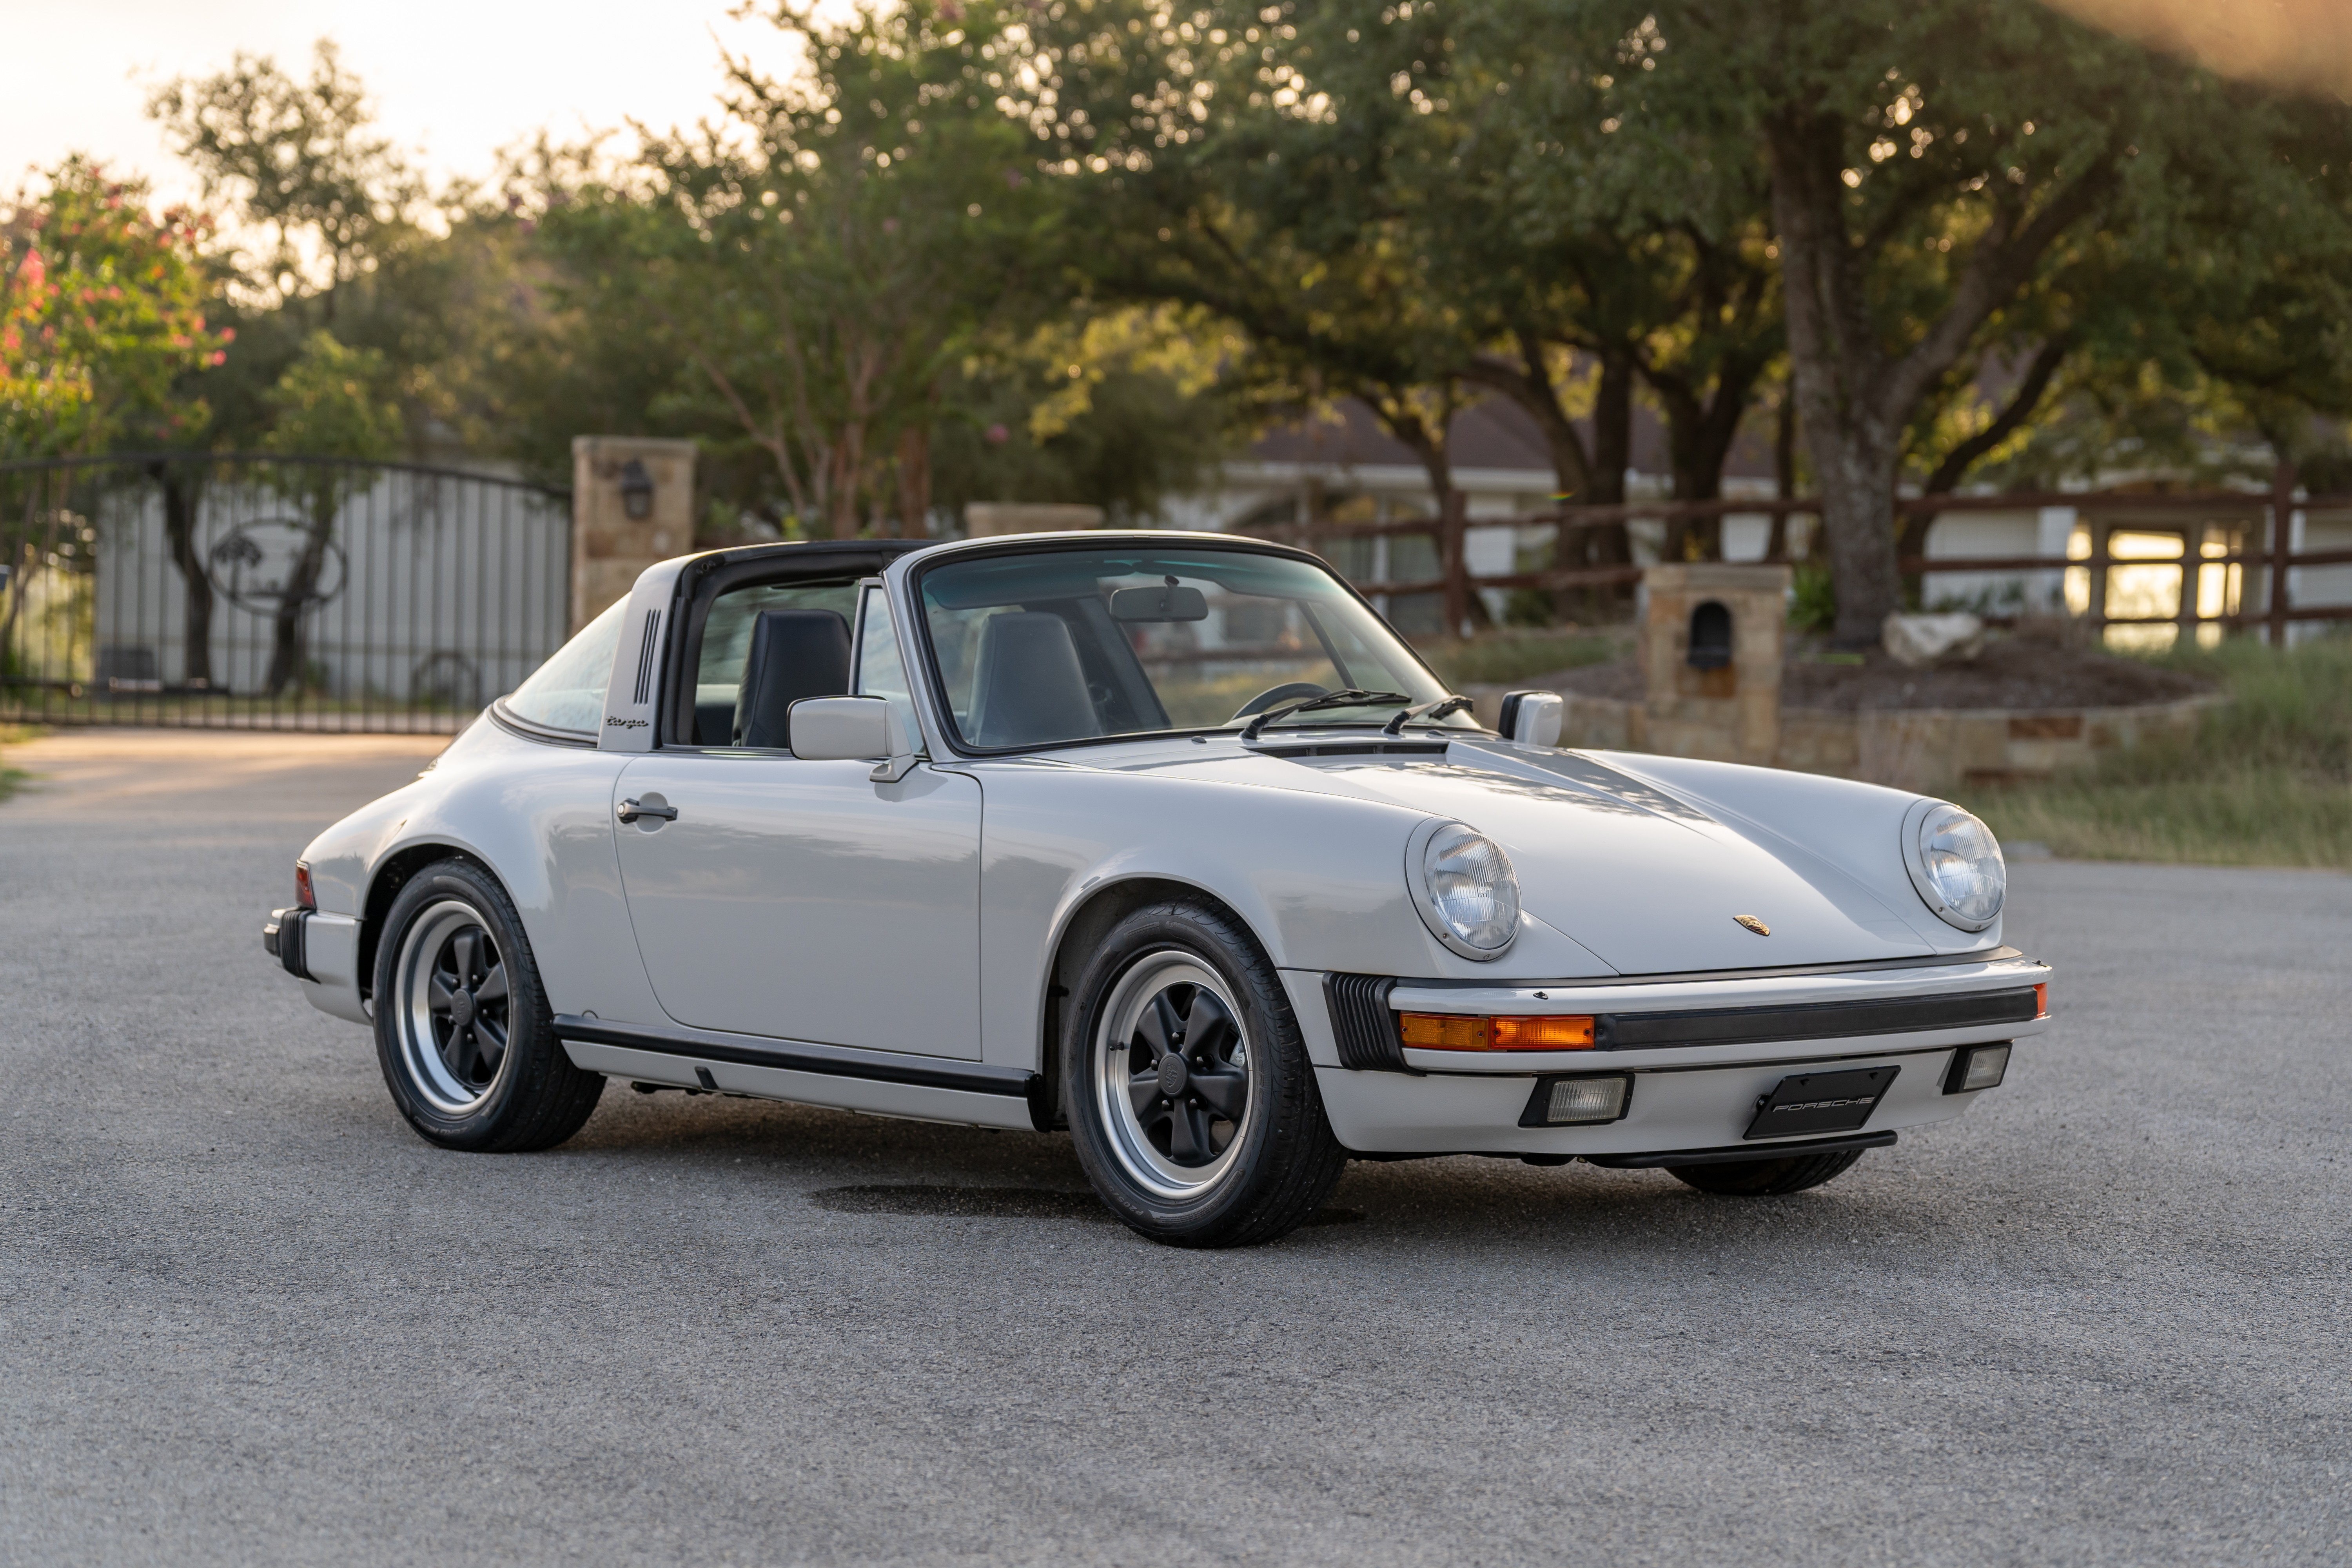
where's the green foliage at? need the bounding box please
[1965,636,2352,867]
[526,1,1065,537]
[261,329,399,459]
[1789,563,1837,633]
[147,40,421,312]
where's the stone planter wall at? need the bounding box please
[1524,690,2221,793]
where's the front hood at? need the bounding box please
[1080,736,1942,973]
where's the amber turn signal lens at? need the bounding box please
[2034,982,2048,1019]
[1491,1015,1595,1049]
[1399,1013,1595,1051]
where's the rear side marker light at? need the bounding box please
[1519,1073,1632,1127]
[1399,1013,1595,1051]
[295,861,316,911]
[1944,1042,2012,1095]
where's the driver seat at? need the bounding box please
[733,608,852,749]
[967,612,1101,748]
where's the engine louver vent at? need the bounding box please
[1323,973,1413,1074]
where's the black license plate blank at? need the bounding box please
[1744,1066,1898,1140]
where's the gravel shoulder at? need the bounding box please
[2,730,2347,1567]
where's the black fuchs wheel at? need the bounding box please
[1669,1147,1868,1196]
[1063,902,1348,1248]
[372,858,603,1152]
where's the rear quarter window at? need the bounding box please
[501,598,630,734]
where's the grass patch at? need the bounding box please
[0,724,42,803]
[1962,637,2352,869]
[1419,629,1624,688]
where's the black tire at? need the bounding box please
[1063,902,1347,1248]
[372,857,603,1152]
[1669,1147,1867,1196]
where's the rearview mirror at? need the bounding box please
[1108,584,1208,622]
[789,695,906,761]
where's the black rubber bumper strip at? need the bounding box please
[1583,1130,1896,1168]
[552,1015,1037,1098]
[1596,987,2038,1050]
[264,907,311,981]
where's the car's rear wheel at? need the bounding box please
[1063,902,1347,1247]
[1668,1147,1867,1196]
[372,858,603,1152]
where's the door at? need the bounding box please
[611,581,981,1059]
[611,753,982,1057]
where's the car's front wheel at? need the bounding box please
[1063,902,1347,1247]
[372,858,603,1152]
[1669,1147,1867,1196]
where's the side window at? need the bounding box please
[503,597,629,734]
[854,584,921,750]
[698,580,858,747]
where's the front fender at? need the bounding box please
[969,762,1612,1073]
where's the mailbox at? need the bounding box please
[1640,564,1791,765]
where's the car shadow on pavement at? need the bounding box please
[541,1085,1903,1263]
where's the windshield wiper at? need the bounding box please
[1240,688,1412,743]
[1380,694,1476,736]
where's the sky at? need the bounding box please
[1,0,807,207]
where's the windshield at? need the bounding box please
[914,544,1473,750]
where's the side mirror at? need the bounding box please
[789,695,918,780]
[1497,690,1564,748]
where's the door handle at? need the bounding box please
[616,797,679,824]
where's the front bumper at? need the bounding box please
[1292,949,2050,1158]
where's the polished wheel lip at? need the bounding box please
[1091,949,1257,1202]
[394,899,513,1115]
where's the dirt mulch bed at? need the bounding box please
[1543,636,2216,712]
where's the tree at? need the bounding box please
[1612,0,2352,642]
[528,2,1061,539]
[256,330,399,695]
[147,41,421,326]
[1,160,227,679]
[0,158,224,459]
[1432,0,1784,565]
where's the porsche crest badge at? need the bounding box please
[1734,914,1771,936]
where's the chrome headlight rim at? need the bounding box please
[1405,817,1522,961]
[1901,797,2005,932]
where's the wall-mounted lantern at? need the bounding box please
[618,458,655,521]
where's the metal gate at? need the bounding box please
[1,454,572,733]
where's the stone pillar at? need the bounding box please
[1639,562,1791,766]
[571,437,697,633]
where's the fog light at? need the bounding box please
[1944,1042,2011,1094]
[1518,1073,1632,1127]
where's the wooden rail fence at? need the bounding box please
[1239,465,2348,643]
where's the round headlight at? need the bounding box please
[1408,820,1521,959]
[1902,799,2006,931]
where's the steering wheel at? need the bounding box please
[1230,682,1329,722]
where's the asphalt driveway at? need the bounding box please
[2,729,2346,1566]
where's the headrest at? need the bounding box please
[733,608,852,748]
[967,610,1101,748]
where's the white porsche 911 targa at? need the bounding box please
[265,531,2049,1246]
